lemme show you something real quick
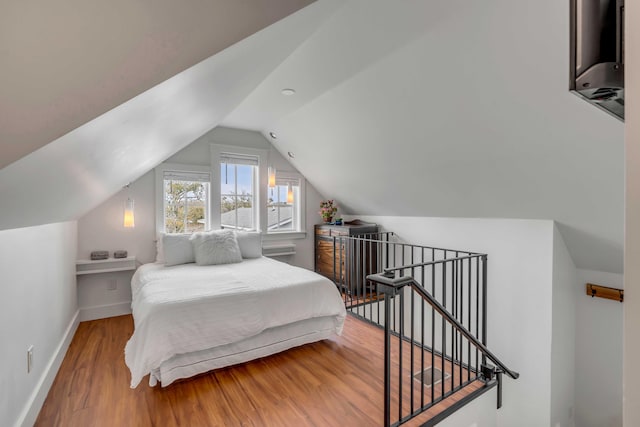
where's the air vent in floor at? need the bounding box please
[413,367,450,387]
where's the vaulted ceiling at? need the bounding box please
[0,0,315,169]
[0,0,624,273]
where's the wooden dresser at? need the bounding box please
[314,222,379,297]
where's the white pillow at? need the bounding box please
[163,233,195,266]
[190,230,243,266]
[235,231,262,259]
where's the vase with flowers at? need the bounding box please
[319,199,338,223]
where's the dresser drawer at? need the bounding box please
[315,227,331,237]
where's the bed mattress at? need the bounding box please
[125,257,346,387]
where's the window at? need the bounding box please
[210,143,306,239]
[219,152,259,231]
[267,173,302,233]
[156,164,211,234]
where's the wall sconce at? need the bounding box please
[123,184,135,228]
[287,183,294,204]
[268,166,276,188]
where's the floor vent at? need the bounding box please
[413,367,450,387]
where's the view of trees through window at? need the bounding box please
[164,179,208,233]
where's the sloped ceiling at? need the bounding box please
[0,0,341,231]
[0,0,624,274]
[224,0,624,273]
[0,0,315,169]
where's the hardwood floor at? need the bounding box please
[35,314,482,426]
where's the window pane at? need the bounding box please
[220,160,256,231]
[221,195,254,230]
[164,179,208,233]
[236,164,254,195]
[220,164,236,195]
[267,183,297,232]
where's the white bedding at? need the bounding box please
[125,257,346,388]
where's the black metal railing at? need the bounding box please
[335,234,486,340]
[329,234,518,426]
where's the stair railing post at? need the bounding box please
[497,371,503,409]
[383,290,392,427]
[481,254,488,366]
[367,271,415,427]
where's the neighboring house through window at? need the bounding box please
[267,172,305,234]
[156,145,306,239]
[219,152,258,230]
[211,144,267,232]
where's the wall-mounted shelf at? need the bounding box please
[586,283,623,302]
[76,256,137,275]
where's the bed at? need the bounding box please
[124,255,346,388]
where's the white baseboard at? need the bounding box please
[79,301,132,322]
[18,309,80,427]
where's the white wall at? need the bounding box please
[624,0,640,425]
[575,269,623,427]
[77,127,326,317]
[551,226,578,427]
[77,171,155,320]
[352,215,554,427]
[77,171,156,264]
[0,221,79,427]
[267,0,624,275]
[438,387,498,427]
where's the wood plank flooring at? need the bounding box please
[35,314,483,426]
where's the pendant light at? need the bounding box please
[123,184,135,228]
[286,183,294,204]
[268,166,276,188]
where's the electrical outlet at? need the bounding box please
[27,345,33,373]
[107,278,117,291]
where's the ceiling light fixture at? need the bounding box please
[281,88,296,96]
[269,132,277,139]
[287,151,295,159]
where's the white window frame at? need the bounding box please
[266,171,306,236]
[219,155,258,231]
[211,144,267,232]
[155,163,213,234]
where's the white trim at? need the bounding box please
[155,162,212,234]
[79,302,132,322]
[18,309,80,427]
[262,243,296,257]
[262,231,307,240]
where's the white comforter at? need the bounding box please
[125,257,346,388]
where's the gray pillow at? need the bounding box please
[190,230,243,265]
[235,231,262,259]
[162,233,195,266]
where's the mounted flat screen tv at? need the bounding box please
[570,0,624,121]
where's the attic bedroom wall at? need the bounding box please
[551,225,578,427]
[574,269,623,427]
[77,127,323,319]
[0,221,78,427]
[264,0,624,276]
